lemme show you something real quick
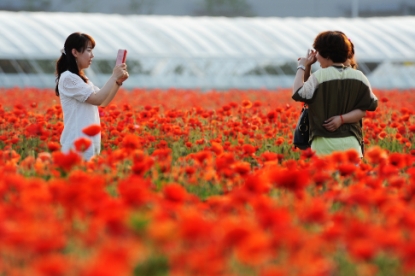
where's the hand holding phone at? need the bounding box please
[116,49,127,65]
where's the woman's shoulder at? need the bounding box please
[345,68,370,82]
[59,71,89,90]
[60,70,82,81]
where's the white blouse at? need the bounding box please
[58,71,101,160]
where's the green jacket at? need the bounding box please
[292,66,378,144]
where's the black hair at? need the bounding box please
[55,32,95,96]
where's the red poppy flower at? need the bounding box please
[300,199,328,224]
[231,161,251,175]
[52,150,81,171]
[261,152,279,161]
[33,254,69,276]
[211,142,223,155]
[118,175,152,207]
[82,124,101,136]
[122,134,141,151]
[47,141,61,152]
[389,152,406,168]
[270,168,310,193]
[163,183,187,203]
[337,163,357,177]
[191,150,211,164]
[241,100,252,109]
[266,111,277,122]
[73,137,92,152]
[244,171,270,193]
[348,239,377,261]
[26,123,44,136]
[242,144,256,156]
[366,146,388,165]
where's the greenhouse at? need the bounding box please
[0,11,414,89]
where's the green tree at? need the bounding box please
[24,0,52,11]
[194,0,255,17]
[129,0,158,14]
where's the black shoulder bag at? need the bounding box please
[293,104,310,150]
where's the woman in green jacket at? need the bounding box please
[293,31,378,157]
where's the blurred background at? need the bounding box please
[1,0,414,90]
[2,0,415,17]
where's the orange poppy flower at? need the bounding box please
[365,146,388,165]
[211,142,224,155]
[241,100,252,109]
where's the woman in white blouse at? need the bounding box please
[55,32,128,160]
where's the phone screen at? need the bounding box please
[116,49,127,65]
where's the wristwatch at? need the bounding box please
[297,65,306,71]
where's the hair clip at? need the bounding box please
[60,48,66,55]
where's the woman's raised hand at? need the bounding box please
[112,64,129,84]
[306,49,317,66]
[297,50,316,68]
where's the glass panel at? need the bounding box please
[93,60,113,74]
[245,64,278,76]
[36,60,56,74]
[91,60,153,75]
[279,62,297,75]
[127,60,152,75]
[0,59,19,73]
[360,62,380,72]
[15,60,36,73]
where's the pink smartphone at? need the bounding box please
[116,49,127,65]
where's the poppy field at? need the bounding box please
[1,87,415,276]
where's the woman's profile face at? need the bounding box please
[73,42,94,70]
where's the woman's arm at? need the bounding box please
[85,64,128,107]
[293,63,306,95]
[304,65,312,82]
[304,50,316,82]
[323,109,366,132]
[293,51,317,94]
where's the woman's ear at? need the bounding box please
[71,48,78,57]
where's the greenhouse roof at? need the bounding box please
[0,11,414,89]
[1,11,414,61]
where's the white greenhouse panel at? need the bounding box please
[0,11,414,89]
